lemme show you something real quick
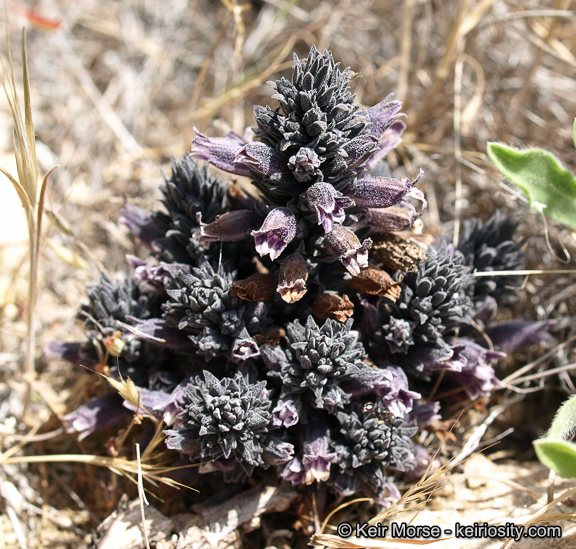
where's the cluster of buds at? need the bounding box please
[191,46,426,294]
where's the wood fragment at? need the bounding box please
[89,494,174,549]
[176,484,297,549]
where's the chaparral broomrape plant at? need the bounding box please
[48,46,552,504]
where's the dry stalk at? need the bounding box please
[136,443,151,549]
[0,27,58,422]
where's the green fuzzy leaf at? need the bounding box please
[487,142,576,231]
[533,439,576,478]
[547,394,576,440]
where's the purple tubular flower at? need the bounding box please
[324,225,372,276]
[407,401,441,430]
[282,456,305,484]
[272,393,301,428]
[340,364,420,418]
[191,129,252,177]
[63,394,128,441]
[447,340,505,399]
[349,169,424,209]
[251,207,297,261]
[44,341,83,365]
[231,330,261,363]
[301,422,338,484]
[364,121,407,172]
[485,320,555,352]
[126,256,189,296]
[372,366,421,417]
[120,203,164,249]
[304,182,355,232]
[195,210,263,245]
[122,386,177,420]
[126,317,198,351]
[365,96,403,140]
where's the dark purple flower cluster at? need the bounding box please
[191,45,425,281]
[48,47,551,505]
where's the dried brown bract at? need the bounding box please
[312,292,354,323]
[231,272,277,301]
[349,267,403,301]
[254,325,287,346]
[371,233,427,272]
[277,253,308,303]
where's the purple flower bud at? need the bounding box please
[365,96,403,140]
[191,129,252,177]
[349,169,423,209]
[304,182,355,232]
[235,142,287,180]
[251,207,297,261]
[324,225,372,276]
[287,147,322,182]
[406,401,441,430]
[195,210,263,245]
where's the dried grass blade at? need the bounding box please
[136,443,151,549]
[0,166,32,212]
[498,485,576,549]
[35,165,58,253]
[19,29,38,203]
[319,497,372,534]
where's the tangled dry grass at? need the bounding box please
[1,0,576,547]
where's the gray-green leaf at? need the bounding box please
[533,439,576,479]
[487,142,576,231]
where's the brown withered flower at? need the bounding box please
[312,293,354,323]
[349,267,403,301]
[370,233,427,273]
[277,253,309,303]
[231,272,277,301]
[254,325,287,346]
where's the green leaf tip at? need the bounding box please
[487,142,576,231]
[533,439,576,479]
[546,394,576,440]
